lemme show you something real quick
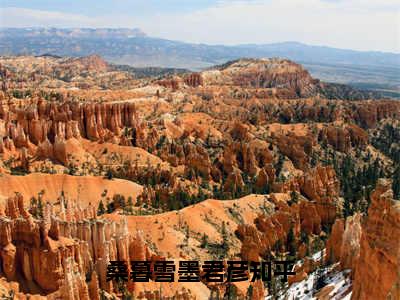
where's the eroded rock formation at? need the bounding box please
[0,194,155,299]
[351,180,400,300]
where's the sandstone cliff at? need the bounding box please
[0,194,152,299]
[351,180,400,300]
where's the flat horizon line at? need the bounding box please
[2,26,400,55]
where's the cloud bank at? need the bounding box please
[1,0,399,52]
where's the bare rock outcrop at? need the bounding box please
[351,180,400,300]
[202,58,320,98]
[0,195,155,299]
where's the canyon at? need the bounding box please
[0,55,398,299]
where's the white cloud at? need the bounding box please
[1,1,399,52]
[0,7,98,27]
[141,0,400,52]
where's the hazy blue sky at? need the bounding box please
[1,0,399,52]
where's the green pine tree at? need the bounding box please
[106,169,113,180]
[393,167,400,200]
[246,285,254,300]
[97,200,106,216]
[106,199,114,213]
[200,233,209,248]
[126,196,134,214]
[286,225,297,258]
[37,198,44,218]
[119,195,126,208]
[289,190,299,206]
